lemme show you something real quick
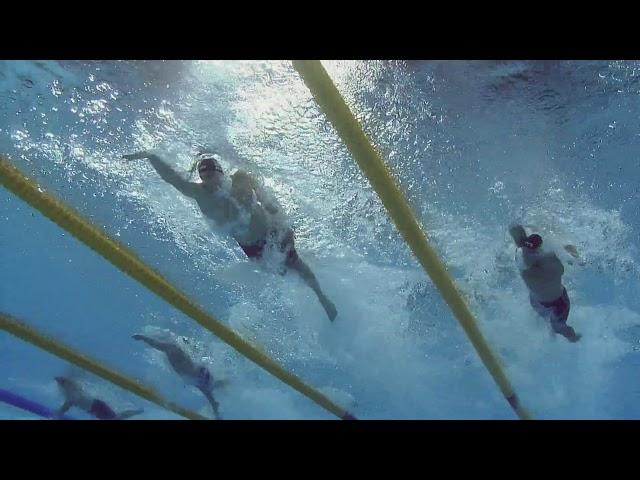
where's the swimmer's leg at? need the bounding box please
[289,257,337,321]
[199,387,221,420]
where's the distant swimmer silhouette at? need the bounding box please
[55,376,143,420]
[133,332,225,419]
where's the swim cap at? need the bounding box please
[197,155,223,175]
[523,234,543,249]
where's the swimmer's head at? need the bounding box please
[192,154,224,183]
[523,234,543,250]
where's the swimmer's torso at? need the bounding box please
[519,249,565,302]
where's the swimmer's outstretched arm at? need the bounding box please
[123,150,198,198]
[252,182,280,214]
[259,193,280,214]
[132,334,175,353]
[509,224,527,247]
[115,408,144,420]
[132,334,192,372]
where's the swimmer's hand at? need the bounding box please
[564,244,580,259]
[563,244,586,266]
[122,150,154,161]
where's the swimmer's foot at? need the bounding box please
[562,327,582,343]
[568,332,582,343]
[321,298,337,322]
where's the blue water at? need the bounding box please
[1,60,639,419]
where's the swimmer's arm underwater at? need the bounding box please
[199,387,221,420]
[255,186,279,214]
[510,224,584,266]
[563,245,586,266]
[123,150,199,198]
[262,198,279,214]
[132,333,172,352]
[55,400,73,418]
[509,224,527,247]
[564,244,580,259]
[233,171,280,214]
